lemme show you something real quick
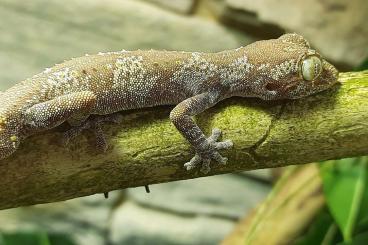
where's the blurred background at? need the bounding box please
[0,0,367,244]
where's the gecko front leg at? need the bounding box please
[170,91,233,174]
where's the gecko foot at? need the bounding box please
[62,114,122,152]
[184,128,233,174]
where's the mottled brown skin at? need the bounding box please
[0,34,338,173]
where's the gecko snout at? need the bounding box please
[325,61,338,78]
[320,60,339,87]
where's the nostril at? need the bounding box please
[324,62,339,78]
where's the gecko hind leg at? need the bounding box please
[62,113,122,152]
[184,128,233,174]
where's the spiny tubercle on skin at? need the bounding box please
[0,34,338,173]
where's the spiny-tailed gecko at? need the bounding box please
[0,34,338,173]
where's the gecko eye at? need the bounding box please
[301,56,322,81]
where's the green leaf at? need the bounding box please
[0,231,77,245]
[355,170,368,234]
[294,209,341,245]
[1,231,50,245]
[320,157,368,242]
[337,231,368,245]
[48,234,76,245]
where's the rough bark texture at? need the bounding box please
[0,71,367,210]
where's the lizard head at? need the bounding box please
[0,97,22,161]
[233,33,339,100]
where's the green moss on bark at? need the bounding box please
[0,71,367,210]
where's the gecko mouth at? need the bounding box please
[263,78,301,99]
[283,80,300,91]
[279,79,301,98]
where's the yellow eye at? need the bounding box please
[301,56,322,81]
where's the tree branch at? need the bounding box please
[1,71,367,210]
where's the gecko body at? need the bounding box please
[0,34,338,173]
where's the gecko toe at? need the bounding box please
[208,128,222,142]
[184,161,196,171]
[184,154,201,170]
[212,151,228,165]
[93,123,108,152]
[184,129,233,173]
[200,159,211,174]
[61,126,84,146]
[214,140,233,150]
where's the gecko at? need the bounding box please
[0,34,338,173]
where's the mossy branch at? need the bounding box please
[0,71,367,210]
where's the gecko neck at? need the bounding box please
[216,46,260,98]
